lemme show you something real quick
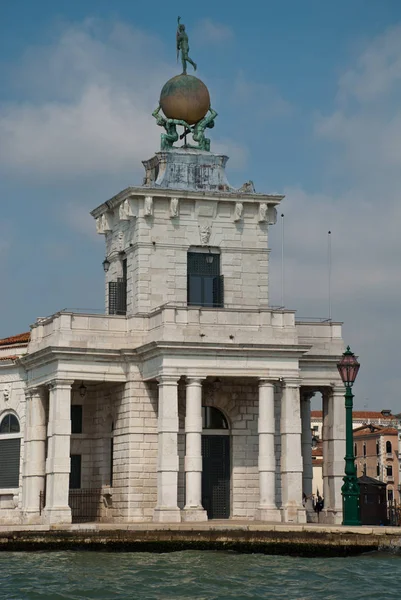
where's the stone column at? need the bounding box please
[301,391,314,513]
[322,391,330,508]
[280,379,306,523]
[256,380,280,521]
[326,385,346,524]
[22,387,47,523]
[182,378,207,521]
[153,375,181,523]
[43,379,72,525]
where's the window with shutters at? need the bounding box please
[108,257,128,315]
[0,413,21,489]
[187,251,224,308]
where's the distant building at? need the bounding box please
[353,424,399,503]
[311,409,399,440]
[311,411,400,504]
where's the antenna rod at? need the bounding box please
[281,214,285,308]
[328,230,332,320]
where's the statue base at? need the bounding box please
[142,148,232,192]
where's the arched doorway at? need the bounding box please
[201,406,230,519]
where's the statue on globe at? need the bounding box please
[176,16,197,74]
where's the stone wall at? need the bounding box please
[0,364,26,524]
[103,195,271,315]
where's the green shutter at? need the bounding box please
[0,438,20,488]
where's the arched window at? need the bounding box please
[0,413,21,488]
[386,441,392,454]
[202,406,228,430]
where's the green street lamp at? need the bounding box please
[337,346,361,526]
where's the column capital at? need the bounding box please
[258,379,277,388]
[186,377,206,386]
[330,384,346,396]
[25,386,45,399]
[47,379,74,390]
[281,377,302,388]
[301,391,315,402]
[157,374,180,386]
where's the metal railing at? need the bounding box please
[69,488,102,523]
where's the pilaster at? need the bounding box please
[22,387,47,523]
[43,379,73,525]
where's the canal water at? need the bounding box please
[1,550,400,599]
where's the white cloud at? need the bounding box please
[270,24,401,408]
[0,20,175,179]
[193,19,234,45]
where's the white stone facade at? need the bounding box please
[0,148,347,526]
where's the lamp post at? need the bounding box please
[337,346,361,526]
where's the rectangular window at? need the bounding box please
[110,439,114,487]
[69,454,82,489]
[377,463,380,477]
[363,463,367,476]
[71,405,83,434]
[187,252,223,308]
[387,465,393,477]
[363,443,366,457]
[108,279,127,315]
[0,438,20,488]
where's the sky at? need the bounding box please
[1,0,401,410]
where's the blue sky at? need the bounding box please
[1,0,401,409]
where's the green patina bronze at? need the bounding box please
[152,17,218,152]
[176,16,197,75]
[181,108,218,151]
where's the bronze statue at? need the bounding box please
[180,108,217,151]
[152,105,190,150]
[176,16,197,74]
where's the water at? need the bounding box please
[1,551,401,600]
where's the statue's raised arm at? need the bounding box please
[176,16,197,74]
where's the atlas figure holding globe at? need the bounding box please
[152,17,218,152]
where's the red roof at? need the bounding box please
[311,410,395,420]
[354,424,398,437]
[0,332,30,347]
[0,355,18,361]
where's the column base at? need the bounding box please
[153,507,181,523]
[255,506,281,522]
[42,506,72,525]
[280,505,306,524]
[181,507,208,522]
[319,508,343,525]
[22,510,43,525]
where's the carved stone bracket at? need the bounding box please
[233,202,243,222]
[170,197,179,218]
[96,213,112,234]
[258,203,268,222]
[144,196,153,217]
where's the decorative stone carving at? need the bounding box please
[199,225,211,245]
[3,386,10,401]
[233,202,243,222]
[118,231,124,251]
[144,196,153,217]
[119,200,131,221]
[258,203,268,222]
[96,213,112,234]
[239,180,255,193]
[268,206,278,225]
[170,197,179,218]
